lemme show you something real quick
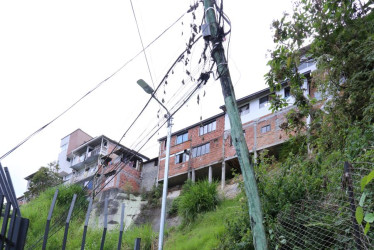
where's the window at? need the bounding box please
[239,104,250,116]
[176,132,188,144]
[175,152,189,164]
[259,95,269,108]
[261,125,271,133]
[199,120,217,136]
[192,143,210,158]
[284,87,291,98]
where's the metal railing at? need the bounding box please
[39,190,141,250]
[0,162,29,249]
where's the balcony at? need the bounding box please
[71,146,108,170]
[71,166,97,183]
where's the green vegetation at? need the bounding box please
[165,199,239,250]
[177,180,220,225]
[21,184,157,249]
[25,162,62,200]
[141,184,163,207]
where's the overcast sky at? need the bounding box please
[0,0,293,197]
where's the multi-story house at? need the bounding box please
[58,129,93,178]
[158,61,318,189]
[58,130,149,193]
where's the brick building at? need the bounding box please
[158,61,318,188]
[58,131,149,193]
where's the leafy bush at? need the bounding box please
[141,184,163,208]
[177,180,219,224]
[219,194,253,249]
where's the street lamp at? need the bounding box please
[137,79,172,250]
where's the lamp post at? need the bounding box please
[137,79,172,250]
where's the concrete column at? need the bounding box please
[208,166,212,183]
[221,161,226,190]
[191,168,195,183]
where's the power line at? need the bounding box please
[129,0,156,89]
[29,64,208,250]
[27,34,204,250]
[0,11,187,162]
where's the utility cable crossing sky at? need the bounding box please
[26,4,208,247]
[0,11,186,162]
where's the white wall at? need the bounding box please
[57,135,71,174]
[224,75,311,131]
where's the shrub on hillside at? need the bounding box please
[142,184,163,208]
[178,180,219,224]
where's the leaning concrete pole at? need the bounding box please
[203,1,268,249]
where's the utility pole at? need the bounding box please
[202,1,268,249]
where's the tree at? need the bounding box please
[26,161,62,199]
[265,0,373,152]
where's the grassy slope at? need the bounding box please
[164,198,239,250]
[21,185,156,250]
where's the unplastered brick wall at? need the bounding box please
[158,105,303,181]
[224,109,289,159]
[158,115,225,180]
[98,162,141,193]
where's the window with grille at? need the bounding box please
[192,143,210,158]
[199,120,217,136]
[176,132,188,144]
[259,95,270,108]
[175,152,189,164]
[261,124,271,133]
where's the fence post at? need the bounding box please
[62,194,77,250]
[100,198,108,250]
[42,189,59,250]
[81,197,93,250]
[3,168,20,216]
[1,202,11,249]
[343,161,364,250]
[134,238,141,250]
[117,203,125,250]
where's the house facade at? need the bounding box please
[58,131,150,193]
[158,62,317,188]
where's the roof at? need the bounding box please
[219,88,272,111]
[69,134,149,161]
[158,112,225,141]
[24,171,37,180]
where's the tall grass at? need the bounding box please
[178,180,219,224]
[21,185,157,249]
[164,199,239,250]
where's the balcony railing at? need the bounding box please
[72,146,108,166]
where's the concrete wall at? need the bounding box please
[141,159,158,191]
[89,188,146,230]
[58,129,93,175]
[58,135,71,174]
[67,129,92,155]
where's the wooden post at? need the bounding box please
[203,1,267,248]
